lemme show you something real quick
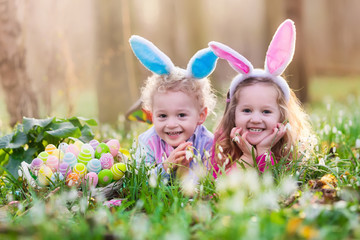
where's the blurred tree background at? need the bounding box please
[0,0,359,128]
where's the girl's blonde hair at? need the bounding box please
[141,67,216,113]
[213,77,313,167]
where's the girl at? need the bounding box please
[129,35,218,179]
[209,19,314,176]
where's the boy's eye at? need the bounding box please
[158,114,167,118]
[178,113,186,118]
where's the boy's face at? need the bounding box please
[152,90,207,148]
[234,83,281,146]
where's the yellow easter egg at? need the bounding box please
[111,163,126,180]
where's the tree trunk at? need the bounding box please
[95,0,135,126]
[285,0,308,103]
[0,0,39,126]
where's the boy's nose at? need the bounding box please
[166,118,179,128]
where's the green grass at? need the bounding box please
[0,76,360,239]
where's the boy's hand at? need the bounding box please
[230,127,256,166]
[256,123,286,155]
[163,142,193,172]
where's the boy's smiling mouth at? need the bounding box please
[166,131,183,136]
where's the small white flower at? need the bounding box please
[233,136,240,143]
[204,150,210,159]
[319,158,325,166]
[356,139,360,148]
[149,172,157,188]
[218,145,224,153]
[217,153,223,160]
[284,122,292,132]
[186,150,193,161]
[18,169,23,178]
[224,158,229,166]
[166,168,171,174]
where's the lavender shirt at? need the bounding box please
[136,125,213,179]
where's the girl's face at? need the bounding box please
[234,83,281,146]
[152,90,207,148]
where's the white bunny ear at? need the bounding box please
[129,35,174,75]
[209,41,253,74]
[186,47,218,79]
[265,19,296,76]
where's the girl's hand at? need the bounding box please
[256,123,286,155]
[230,127,256,166]
[163,142,193,172]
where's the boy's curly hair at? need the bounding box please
[141,67,216,113]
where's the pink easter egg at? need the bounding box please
[99,153,114,169]
[85,172,98,187]
[66,144,80,157]
[46,155,59,172]
[106,139,120,157]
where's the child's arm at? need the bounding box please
[256,123,286,156]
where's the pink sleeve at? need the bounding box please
[256,153,275,172]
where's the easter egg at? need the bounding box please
[66,172,80,187]
[66,144,80,157]
[59,162,71,177]
[85,172,98,187]
[89,139,99,151]
[45,144,57,155]
[50,149,64,160]
[106,139,120,157]
[110,163,126,180]
[63,152,77,168]
[81,144,95,157]
[99,153,114,169]
[87,158,102,174]
[46,155,59,172]
[77,148,93,166]
[50,172,64,185]
[38,151,49,162]
[58,142,69,153]
[98,169,113,186]
[73,163,87,177]
[30,158,43,174]
[74,140,84,150]
[95,143,110,159]
[38,165,53,186]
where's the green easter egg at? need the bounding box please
[95,143,110,159]
[98,169,113,186]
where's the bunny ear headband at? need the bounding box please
[209,19,296,102]
[129,35,218,79]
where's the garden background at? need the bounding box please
[0,0,360,239]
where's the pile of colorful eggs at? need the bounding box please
[29,139,127,188]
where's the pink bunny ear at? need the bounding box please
[265,19,296,76]
[209,41,253,74]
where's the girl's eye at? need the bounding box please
[178,113,186,118]
[263,110,271,114]
[158,114,167,118]
[242,109,251,113]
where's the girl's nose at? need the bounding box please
[250,113,262,123]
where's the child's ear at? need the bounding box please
[197,107,208,125]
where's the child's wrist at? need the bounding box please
[256,147,270,156]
